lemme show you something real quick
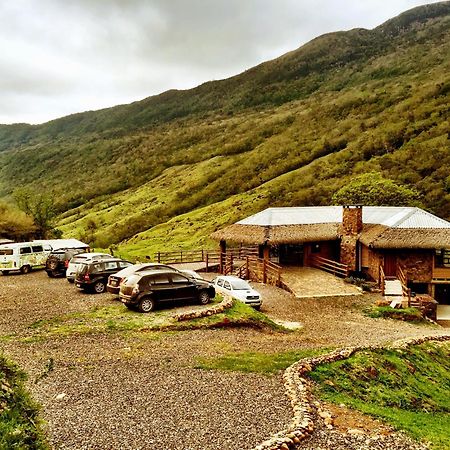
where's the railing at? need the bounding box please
[154,246,257,265]
[309,255,349,278]
[379,265,386,295]
[397,265,412,307]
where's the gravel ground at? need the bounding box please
[0,270,448,449]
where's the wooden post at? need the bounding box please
[246,256,249,279]
[157,252,161,263]
[263,259,267,284]
[205,253,209,273]
[219,240,226,274]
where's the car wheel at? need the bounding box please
[138,297,155,313]
[1,270,9,275]
[47,271,55,278]
[198,291,211,305]
[67,278,74,284]
[93,280,106,294]
[20,265,31,274]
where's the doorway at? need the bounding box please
[279,244,304,266]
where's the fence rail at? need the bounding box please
[397,265,412,307]
[309,255,349,278]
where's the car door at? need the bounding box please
[149,273,173,302]
[169,273,197,300]
[102,261,120,281]
[223,280,233,297]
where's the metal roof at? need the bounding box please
[238,206,450,229]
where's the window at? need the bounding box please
[104,261,119,270]
[119,262,132,269]
[435,249,450,268]
[151,274,170,285]
[223,281,232,290]
[217,279,224,287]
[311,243,321,254]
[171,274,189,284]
[0,249,13,255]
[20,247,32,254]
[31,245,43,252]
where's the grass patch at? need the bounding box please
[0,353,48,449]
[364,306,429,323]
[27,298,288,338]
[196,348,328,374]
[309,341,450,449]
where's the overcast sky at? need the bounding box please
[0,0,442,125]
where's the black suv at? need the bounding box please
[45,248,86,278]
[75,258,133,294]
[119,270,215,313]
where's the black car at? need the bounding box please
[75,258,133,293]
[106,263,182,295]
[45,248,86,278]
[119,270,215,313]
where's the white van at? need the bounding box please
[0,242,52,275]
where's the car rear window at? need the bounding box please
[0,249,13,255]
[71,255,88,263]
[50,252,66,260]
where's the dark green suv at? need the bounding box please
[119,270,215,312]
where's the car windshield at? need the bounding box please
[230,279,251,290]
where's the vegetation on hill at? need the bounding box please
[310,341,450,449]
[0,353,48,449]
[0,3,449,252]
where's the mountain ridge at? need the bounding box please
[0,2,449,255]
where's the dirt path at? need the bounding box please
[0,271,447,449]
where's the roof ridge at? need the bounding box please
[389,207,417,228]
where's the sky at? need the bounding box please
[0,0,442,125]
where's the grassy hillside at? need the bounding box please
[1,2,449,253]
[310,341,450,449]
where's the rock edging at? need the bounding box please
[253,334,450,450]
[172,296,234,321]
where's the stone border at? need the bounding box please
[172,295,234,321]
[253,334,450,450]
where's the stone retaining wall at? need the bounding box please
[172,296,234,321]
[253,334,450,450]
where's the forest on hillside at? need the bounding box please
[0,2,449,253]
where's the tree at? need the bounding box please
[332,172,423,207]
[13,188,58,239]
[0,201,36,240]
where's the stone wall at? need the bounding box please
[172,296,234,321]
[253,334,450,450]
[397,250,434,283]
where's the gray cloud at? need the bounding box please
[0,0,441,124]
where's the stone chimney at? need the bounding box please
[342,205,363,235]
[340,205,363,272]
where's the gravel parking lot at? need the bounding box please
[0,270,447,449]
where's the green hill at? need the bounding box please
[0,2,449,257]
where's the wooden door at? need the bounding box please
[384,253,397,277]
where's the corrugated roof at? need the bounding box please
[238,206,450,229]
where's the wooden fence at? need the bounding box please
[309,255,349,278]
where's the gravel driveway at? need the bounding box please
[0,271,447,449]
